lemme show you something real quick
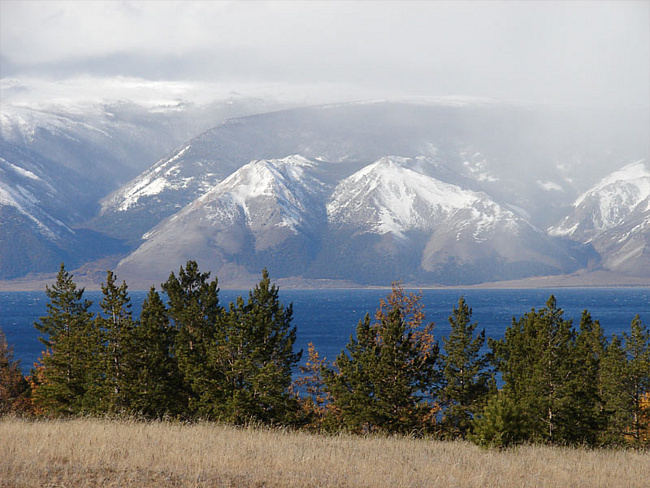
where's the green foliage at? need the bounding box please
[162,260,222,415]
[469,392,527,449]
[622,315,650,447]
[440,297,493,438]
[208,269,301,424]
[95,270,138,414]
[294,342,332,430]
[600,334,631,444]
[490,296,603,445]
[33,263,98,415]
[566,311,607,445]
[27,264,649,445]
[130,287,183,418]
[599,317,650,447]
[323,284,440,434]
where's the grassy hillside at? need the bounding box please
[1,418,648,488]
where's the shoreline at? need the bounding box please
[1,270,648,292]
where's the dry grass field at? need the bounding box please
[1,417,648,488]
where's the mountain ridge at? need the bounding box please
[1,99,648,286]
[115,154,597,286]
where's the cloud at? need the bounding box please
[1,0,648,108]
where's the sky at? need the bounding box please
[1,0,649,108]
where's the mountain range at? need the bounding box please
[0,96,283,278]
[1,98,648,287]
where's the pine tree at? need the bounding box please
[469,392,527,449]
[623,315,650,447]
[566,310,607,445]
[324,313,377,432]
[95,270,138,414]
[440,297,493,438]
[130,287,182,418]
[0,327,30,415]
[323,284,440,434]
[208,269,301,424]
[33,263,98,415]
[600,334,631,444]
[491,296,576,443]
[162,260,222,415]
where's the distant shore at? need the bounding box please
[1,269,648,292]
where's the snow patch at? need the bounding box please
[462,154,498,182]
[0,158,41,181]
[0,184,71,240]
[538,180,564,192]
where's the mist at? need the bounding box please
[1,1,648,110]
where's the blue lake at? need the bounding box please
[1,288,649,374]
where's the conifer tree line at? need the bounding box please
[1,261,649,449]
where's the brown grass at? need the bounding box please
[1,417,648,487]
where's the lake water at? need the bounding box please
[1,288,649,374]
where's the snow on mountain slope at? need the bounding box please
[115,155,329,283]
[106,145,194,212]
[549,160,650,277]
[315,157,587,284]
[1,103,206,224]
[98,100,646,250]
[0,160,79,279]
[114,153,592,286]
[327,157,507,238]
[550,160,650,242]
[592,199,650,276]
[0,104,109,145]
[145,154,329,243]
[99,101,581,244]
[2,98,646,284]
[0,181,72,241]
[201,154,328,236]
[0,97,273,278]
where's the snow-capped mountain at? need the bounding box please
[96,101,646,249]
[0,98,282,278]
[327,157,490,237]
[313,157,589,284]
[115,155,330,283]
[1,98,647,285]
[550,161,650,241]
[549,160,650,277]
[116,155,591,286]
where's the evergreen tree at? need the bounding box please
[33,263,98,415]
[566,310,607,445]
[209,270,301,424]
[323,284,440,434]
[491,296,577,443]
[96,270,137,413]
[131,287,182,418]
[622,315,650,447]
[469,392,527,449]
[162,260,222,415]
[600,334,631,444]
[324,313,378,432]
[440,297,493,438]
[0,327,30,415]
[599,318,650,447]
